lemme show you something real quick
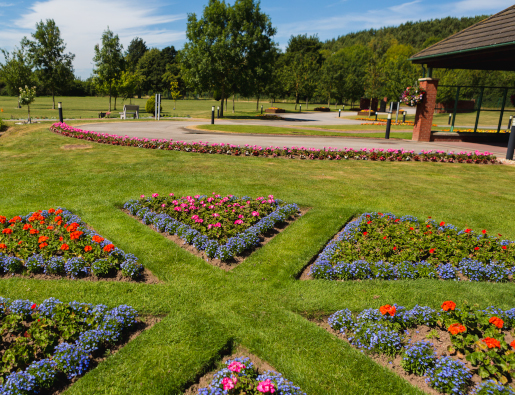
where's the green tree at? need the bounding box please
[125,37,147,72]
[93,27,124,112]
[0,45,34,108]
[22,19,75,110]
[180,0,276,117]
[379,44,418,102]
[170,80,181,109]
[119,71,145,104]
[19,85,36,123]
[137,48,167,93]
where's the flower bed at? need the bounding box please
[314,107,331,112]
[124,193,299,262]
[0,297,139,394]
[50,123,498,164]
[310,212,514,282]
[265,108,285,114]
[326,301,515,394]
[196,357,306,394]
[0,208,143,280]
[442,128,510,134]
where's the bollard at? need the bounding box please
[385,113,392,139]
[299,104,301,112]
[507,124,515,160]
[58,102,63,123]
[375,113,378,121]
[448,113,452,125]
[342,105,345,112]
[217,106,220,118]
[509,116,513,130]
[211,106,215,125]
[338,109,341,118]
[403,112,406,123]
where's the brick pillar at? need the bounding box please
[412,78,439,142]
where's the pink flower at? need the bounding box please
[222,377,236,390]
[257,379,275,393]
[140,195,145,198]
[174,207,182,212]
[228,361,245,373]
[234,220,244,225]
[152,193,159,198]
[252,211,260,217]
[212,213,220,217]
[195,218,204,223]
[238,215,244,219]
[209,205,215,209]
[169,193,174,196]
[215,222,222,227]
[195,195,200,199]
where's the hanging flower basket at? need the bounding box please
[401,86,426,106]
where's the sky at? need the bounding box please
[0,0,513,79]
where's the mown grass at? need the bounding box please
[1,123,515,394]
[197,124,413,139]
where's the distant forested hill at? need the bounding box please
[323,15,490,52]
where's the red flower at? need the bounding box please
[379,304,396,316]
[366,221,372,224]
[363,232,368,236]
[510,340,515,349]
[66,223,80,232]
[464,229,471,233]
[103,244,115,252]
[38,236,49,243]
[482,230,487,234]
[29,228,39,235]
[92,235,104,243]
[448,323,466,335]
[84,245,92,252]
[23,224,31,230]
[0,216,6,224]
[393,246,397,250]
[55,209,63,214]
[440,222,445,226]
[48,208,55,214]
[2,228,12,234]
[378,213,383,216]
[39,242,48,249]
[502,246,507,250]
[31,303,36,309]
[383,236,387,239]
[474,247,480,251]
[70,231,83,240]
[441,301,456,311]
[482,337,501,349]
[426,225,431,228]
[429,248,435,254]
[489,317,504,329]
[60,244,69,251]
[394,219,400,223]
[47,226,54,230]
[0,244,6,249]
[410,227,414,231]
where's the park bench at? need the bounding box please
[119,105,139,119]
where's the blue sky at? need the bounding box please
[0,0,512,78]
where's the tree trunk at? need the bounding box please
[256,95,260,111]
[232,94,235,113]
[225,97,228,112]
[306,97,308,110]
[295,92,298,110]
[27,104,31,124]
[109,81,112,112]
[220,87,225,118]
[52,88,55,110]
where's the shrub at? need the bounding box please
[91,259,114,277]
[145,96,162,116]
[53,343,90,379]
[401,341,436,376]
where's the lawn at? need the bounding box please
[197,124,413,139]
[1,122,514,394]
[0,96,352,121]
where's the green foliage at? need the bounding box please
[145,96,162,115]
[137,48,167,93]
[125,37,147,73]
[19,85,36,122]
[22,19,75,108]
[0,45,34,100]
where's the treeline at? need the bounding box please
[2,3,515,112]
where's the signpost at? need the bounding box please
[155,94,161,121]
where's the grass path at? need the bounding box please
[0,124,514,394]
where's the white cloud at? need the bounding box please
[0,0,186,77]
[450,0,514,13]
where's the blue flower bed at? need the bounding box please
[327,302,515,394]
[310,212,515,282]
[0,207,143,279]
[197,357,306,394]
[0,297,138,394]
[124,195,299,262]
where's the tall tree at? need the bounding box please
[137,48,167,93]
[180,0,276,117]
[93,28,124,112]
[0,44,34,108]
[22,19,75,110]
[125,37,147,72]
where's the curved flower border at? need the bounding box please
[124,197,299,262]
[310,212,515,282]
[50,123,497,164]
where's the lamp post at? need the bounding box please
[58,102,63,123]
[217,106,220,118]
[385,113,392,139]
[211,106,215,125]
[507,123,515,160]
[338,109,341,118]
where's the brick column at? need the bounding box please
[412,78,439,142]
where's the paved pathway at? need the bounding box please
[80,112,508,156]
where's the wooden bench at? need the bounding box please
[119,105,139,119]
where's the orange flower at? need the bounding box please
[48,208,55,214]
[55,209,63,214]
[2,228,12,234]
[482,337,501,349]
[489,317,504,329]
[103,244,115,253]
[59,236,63,241]
[0,244,6,249]
[66,223,80,232]
[9,216,21,223]
[38,236,49,243]
[70,231,83,240]
[510,340,515,349]
[448,323,466,335]
[60,244,69,251]
[29,229,39,235]
[379,304,396,316]
[23,224,32,230]
[18,241,23,245]
[39,242,48,249]
[84,245,92,252]
[441,301,456,311]
[54,216,62,222]
[47,226,54,230]
[92,235,104,243]
[0,216,6,224]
